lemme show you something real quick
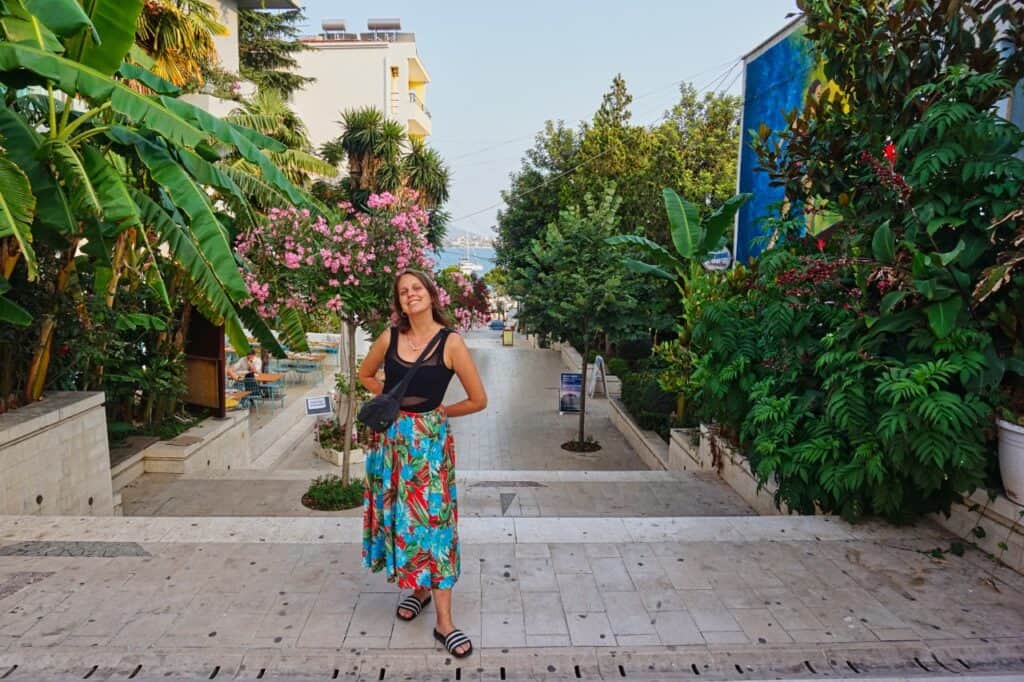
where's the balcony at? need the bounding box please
[408,91,431,119]
[407,91,431,138]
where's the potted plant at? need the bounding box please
[315,418,372,467]
[995,375,1024,505]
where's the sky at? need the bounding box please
[295,1,799,239]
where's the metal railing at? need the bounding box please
[408,91,431,119]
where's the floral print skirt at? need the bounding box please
[362,407,460,590]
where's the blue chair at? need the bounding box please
[241,376,263,411]
[291,361,322,384]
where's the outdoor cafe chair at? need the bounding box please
[241,376,263,411]
[290,360,322,384]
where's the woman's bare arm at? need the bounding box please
[358,332,390,396]
[443,333,487,418]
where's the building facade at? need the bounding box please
[291,19,433,152]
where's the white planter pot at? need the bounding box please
[997,418,1024,505]
[317,446,365,467]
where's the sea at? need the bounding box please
[430,247,497,276]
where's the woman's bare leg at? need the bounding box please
[432,587,470,655]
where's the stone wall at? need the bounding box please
[139,410,250,475]
[0,392,114,516]
[669,425,1024,575]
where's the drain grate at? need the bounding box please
[2,645,1023,679]
[0,541,150,558]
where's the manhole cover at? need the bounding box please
[0,541,151,557]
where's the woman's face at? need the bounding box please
[397,274,431,316]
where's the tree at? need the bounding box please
[135,0,226,87]
[514,188,641,447]
[0,0,306,406]
[316,107,452,242]
[495,120,579,275]
[238,8,312,97]
[227,89,336,190]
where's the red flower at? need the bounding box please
[58,344,70,357]
[816,238,826,252]
[883,140,897,167]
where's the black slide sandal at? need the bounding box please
[396,594,431,621]
[434,628,473,658]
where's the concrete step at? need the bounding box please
[0,513,938,546]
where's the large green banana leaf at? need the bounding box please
[0,156,37,279]
[110,127,248,301]
[24,0,95,39]
[80,145,171,308]
[118,62,180,96]
[161,96,309,206]
[0,43,207,149]
[700,193,751,255]
[0,104,76,240]
[664,187,703,260]
[0,1,64,52]
[43,138,101,217]
[63,0,143,77]
[131,188,249,350]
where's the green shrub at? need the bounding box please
[606,357,630,378]
[615,337,653,370]
[303,475,364,511]
[621,369,676,440]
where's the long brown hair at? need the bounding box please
[392,269,452,332]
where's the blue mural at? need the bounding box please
[735,25,816,265]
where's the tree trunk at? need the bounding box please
[578,333,588,445]
[105,229,134,309]
[341,318,358,487]
[24,245,77,403]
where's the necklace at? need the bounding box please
[405,329,434,352]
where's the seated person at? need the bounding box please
[227,350,262,381]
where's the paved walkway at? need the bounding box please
[3,331,1024,679]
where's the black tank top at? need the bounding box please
[383,327,455,413]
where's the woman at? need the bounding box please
[358,269,487,658]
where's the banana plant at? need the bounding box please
[607,188,751,284]
[0,0,314,400]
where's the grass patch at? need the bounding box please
[302,475,364,511]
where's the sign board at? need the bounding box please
[305,395,333,416]
[702,247,732,271]
[559,372,582,414]
[502,329,514,346]
[587,356,609,398]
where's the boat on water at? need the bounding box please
[457,257,483,275]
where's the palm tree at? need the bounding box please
[318,107,451,214]
[135,0,227,87]
[404,138,451,208]
[227,89,336,189]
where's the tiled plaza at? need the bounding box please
[1,332,1023,679]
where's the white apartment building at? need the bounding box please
[291,19,433,152]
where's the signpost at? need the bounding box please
[702,247,732,271]
[305,395,333,416]
[587,355,609,398]
[559,372,582,414]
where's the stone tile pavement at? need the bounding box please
[0,515,1023,679]
[5,332,1024,678]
